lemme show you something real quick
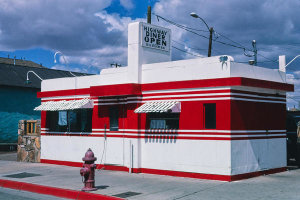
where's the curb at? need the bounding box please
[0,179,123,200]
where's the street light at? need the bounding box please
[54,51,76,77]
[26,71,43,84]
[190,12,214,57]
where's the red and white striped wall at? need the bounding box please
[37,76,293,181]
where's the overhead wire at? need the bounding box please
[216,32,250,50]
[153,13,252,51]
[287,96,300,103]
[153,13,281,64]
[172,39,223,54]
[172,46,204,58]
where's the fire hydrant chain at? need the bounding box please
[80,148,97,191]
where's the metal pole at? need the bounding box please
[252,40,257,66]
[208,27,213,57]
[147,6,151,24]
[129,140,132,173]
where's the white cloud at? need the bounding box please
[95,11,132,32]
[120,0,134,10]
[1,0,300,106]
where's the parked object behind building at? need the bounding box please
[286,110,300,165]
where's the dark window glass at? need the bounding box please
[80,109,92,132]
[204,103,216,129]
[109,107,119,131]
[148,113,179,129]
[46,109,92,132]
[46,111,58,132]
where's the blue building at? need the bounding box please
[0,57,90,147]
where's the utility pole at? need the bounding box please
[147,6,151,24]
[252,40,257,66]
[208,27,214,57]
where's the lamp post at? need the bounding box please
[26,71,43,84]
[54,51,76,77]
[190,12,213,57]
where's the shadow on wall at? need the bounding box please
[144,129,178,144]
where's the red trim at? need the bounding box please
[142,77,293,92]
[37,77,293,99]
[40,159,128,172]
[41,132,286,140]
[139,168,230,181]
[138,167,286,182]
[40,159,82,167]
[38,159,287,182]
[231,89,286,98]
[230,167,286,181]
[37,88,90,98]
[0,179,123,200]
[90,83,141,97]
[91,130,285,135]
[96,164,129,172]
[142,89,286,98]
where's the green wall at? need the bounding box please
[0,86,40,143]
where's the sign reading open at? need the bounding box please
[141,23,170,52]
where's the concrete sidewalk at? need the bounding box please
[1,153,300,200]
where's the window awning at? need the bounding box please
[134,101,181,113]
[34,98,93,111]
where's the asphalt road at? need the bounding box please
[0,187,66,200]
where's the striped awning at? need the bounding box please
[134,101,181,113]
[34,98,93,111]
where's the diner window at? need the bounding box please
[46,109,92,132]
[148,113,179,129]
[204,103,216,129]
[109,107,119,131]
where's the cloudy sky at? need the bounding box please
[0,0,300,107]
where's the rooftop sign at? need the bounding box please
[141,23,170,52]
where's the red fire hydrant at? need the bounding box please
[80,148,97,191]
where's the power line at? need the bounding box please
[153,13,251,51]
[172,39,224,55]
[154,13,281,64]
[257,53,278,63]
[152,13,209,33]
[172,46,204,58]
[172,40,207,51]
[287,96,300,103]
[215,32,250,50]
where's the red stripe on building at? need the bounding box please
[90,83,141,97]
[36,77,293,99]
[142,77,293,92]
[37,88,90,98]
[40,133,286,140]
[39,159,286,182]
